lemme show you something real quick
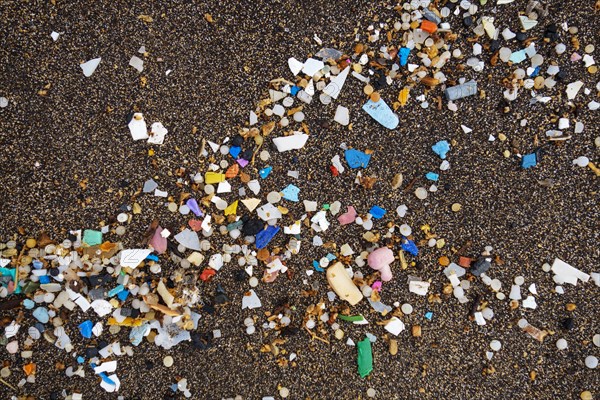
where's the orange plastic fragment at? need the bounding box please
[421,20,437,34]
[189,219,203,231]
[225,163,239,178]
[438,256,450,266]
[23,363,36,376]
[199,268,217,282]
[459,257,473,268]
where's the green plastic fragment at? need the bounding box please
[322,204,330,210]
[357,338,373,378]
[83,229,103,246]
[338,314,365,322]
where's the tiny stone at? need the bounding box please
[490,340,502,351]
[584,355,598,369]
[415,187,428,199]
[163,356,174,367]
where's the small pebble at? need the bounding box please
[279,387,290,398]
[163,356,174,367]
[490,340,502,351]
[584,356,598,369]
[415,187,428,199]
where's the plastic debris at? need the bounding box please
[362,99,399,129]
[357,338,373,378]
[80,57,101,77]
[326,262,363,305]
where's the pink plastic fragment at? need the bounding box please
[337,206,357,225]
[150,227,168,254]
[371,281,382,291]
[367,247,395,282]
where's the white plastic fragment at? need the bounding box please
[272,133,309,152]
[128,113,148,140]
[148,122,168,145]
[120,249,152,268]
[80,57,101,77]
[174,229,201,251]
[409,280,430,296]
[566,81,584,100]
[323,66,350,99]
[242,290,262,309]
[302,58,324,76]
[51,31,60,41]
[288,57,304,75]
[334,105,350,126]
[384,317,405,336]
[522,296,537,309]
[129,55,144,72]
[551,258,590,285]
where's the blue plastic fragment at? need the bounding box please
[259,166,273,179]
[32,307,49,323]
[399,47,410,66]
[345,149,371,169]
[425,172,439,181]
[313,260,324,272]
[39,275,50,284]
[401,239,419,256]
[117,289,129,302]
[369,205,386,219]
[281,184,300,202]
[362,99,399,129]
[425,311,433,320]
[145,254,159,262]
[432,140,450,159]
[509,49,527,64]
[256,226,280,249]
[290,86,300,96]
[77,356,85,364]
[170,384,179,392]
[108,284,124,297]
[522,153,537,168]
[23,299,35,309]
[32,260,43,269]
[99,372,116,386]
[130,323,149,346]
[529,66,540,77]
[325,253,337,261]
[82,229,102,246]
[78,320,93,339]
[229,146,241,159]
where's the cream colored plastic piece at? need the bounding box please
[326,262,363,305]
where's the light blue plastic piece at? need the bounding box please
[362,99,399,129]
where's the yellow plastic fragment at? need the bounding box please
[107,317,143,327]
[224,200,238,215]
[398,87,410,106]
[205,171,225,184]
